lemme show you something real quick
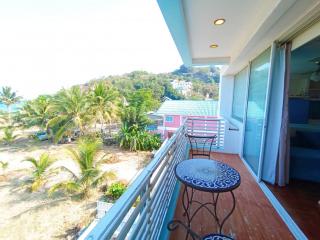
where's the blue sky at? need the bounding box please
[0,0,182,99]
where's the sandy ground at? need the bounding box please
[0,128,152,240]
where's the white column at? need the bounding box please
[219,74,243,154]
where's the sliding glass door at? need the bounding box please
[243,48,271,175]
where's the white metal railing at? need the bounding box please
[185,117,225,149]
[86,124,188,240]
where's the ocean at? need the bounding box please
[0,102,23,112]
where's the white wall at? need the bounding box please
[219,75,234,117]
[219,75,244,154]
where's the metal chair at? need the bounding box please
[186,134,217,159]
[167,220,233,240]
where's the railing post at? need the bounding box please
[145,180,152,239]
[217,120,221,148]
[191,119,194,135]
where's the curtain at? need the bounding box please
[261,43,284,183]
[276,42,292,186]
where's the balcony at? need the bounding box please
[86,118,293,240]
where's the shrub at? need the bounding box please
[144,133,161,150]
[106,182,127,200]
[118,125,161,151]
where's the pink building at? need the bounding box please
[155,100,218,139]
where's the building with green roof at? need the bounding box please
[154,100,218,138]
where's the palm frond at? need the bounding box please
[0,161,8,170]
[58,165,79,180]
[24,157,39,168]
[24,153,55,192]
[92,171,117,187]
[53,120,74,143]
[48,181,80,196]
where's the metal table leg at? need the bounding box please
[182,185,194,240]
[181,188,236,236]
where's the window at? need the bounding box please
[165,116,173,122]
[232,67,248,121]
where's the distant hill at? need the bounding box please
[86,65,220,102]
[172,65,220,84]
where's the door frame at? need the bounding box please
[241,44,276,180]
[240,64,250,159]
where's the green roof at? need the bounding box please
[156,100,218,116]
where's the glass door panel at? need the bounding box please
[243,48,271,175]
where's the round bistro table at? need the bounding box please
[174,158,241,238]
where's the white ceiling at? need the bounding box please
[183,0,279,62]
[178,0,320,74]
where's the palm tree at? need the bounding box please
[120,106,150,131]
[20,95,53,130]
[0,161,8,171]
[47,87,91,143]
[0,86,21,125]
[2,127,17,144]
[0,161,9,179]
[24,153,55,192]
[88,82,119,135]
[49,137,116,199]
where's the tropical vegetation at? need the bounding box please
[24,153,55,192]
[118,90,161,151]
[0,65,219,200]
[0,86,22,126]
[49,137,116,199]
[88,82,120,134]
[2,65,219,149]
[106,182,127,200]
[47,87,91,143]
[0,161,8,171]
[2,127,17,144]
[20,95,53,130]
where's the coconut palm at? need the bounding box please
[24,153,55,192]
[49,137,116,199]
[20,95,53,130]
[2,127,17,144]
[47,87,91,143]
[0,161,8,171]
[0,161,9,179]
[0,86,22,125]
[88,82,119,134]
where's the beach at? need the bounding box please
[0,128,151,239]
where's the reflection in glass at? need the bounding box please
[243,48,271,174]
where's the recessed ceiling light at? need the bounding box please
[210,44,218,48]
[213,18,225,25]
